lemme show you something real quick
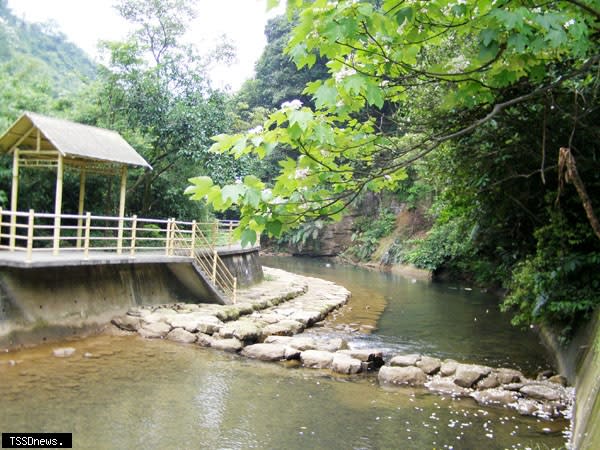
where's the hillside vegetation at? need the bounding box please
[0,0,598,341]
[0,0,96,130]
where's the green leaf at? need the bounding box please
[266,220,283,236]
[343,74,366,95]
[185,176,213,198]
[314,83,338,109]
[480,29,498,47]
[395,7,413,25]
[507,33,529,53]
[288,110,313,131]
[245,188,261,208]
[365,83,384,108]
[243,175,264,189]
[222,184,246,203]
[240,228,257,247]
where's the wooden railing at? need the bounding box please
[0,209,242,302]
[0,208,244,302]
[170,222,237,303]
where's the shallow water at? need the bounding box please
[0,256,568,449]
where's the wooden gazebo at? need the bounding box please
[0,111,151,253]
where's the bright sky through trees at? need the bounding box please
[6,0,282,90]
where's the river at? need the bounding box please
[0,256,569,449]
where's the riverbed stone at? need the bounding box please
[289,310,324,325]
[470,389,519,407]
[495,368,524,384]
[241,343,287,361]
[219,319,264,343]
[390,354,421,367]
[338,349,384,370]
[167,314,223,334]
[548,375,568,386]
[195,333,214,347]
[141,310,177,324]
[453,364,492,388]
[53,347,76,358]
[519,383,563,401]
[262,320,305,337]
[331,353,362,375]
[515,398,540,416]
[379,366,427,386]
[301,350,334,369]
[439,359,458,376]
[284,346,302,360]
[166,328,197,344]
[215,307,241,322]
[316,338,347,352]
[251,313,285,324]
[211,338,243,353]
[139,321,172,339]
[416,356,441,375]
[425,378,470,397]
[111,315,141,332]
[476,373,501,390]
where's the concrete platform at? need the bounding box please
[0,244,259,269]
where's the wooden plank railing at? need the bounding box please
[170,222,237,303]
[0,209,243,302]
[0,209,241,258]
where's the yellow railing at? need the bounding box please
[170,222,237,303]
[0,209,241,302]
[0,208,240,258]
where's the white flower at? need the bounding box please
[235,177,242,184]
[294,168,310,179]
[334,66,356,82]
[281,99,303,110]
[247,125,263,134]
[564,18,576,28]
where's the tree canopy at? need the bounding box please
[188,0,599,241]
[187,0,600,335]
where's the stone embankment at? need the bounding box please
[111,266,572,420]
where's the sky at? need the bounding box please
[6,0,284,91]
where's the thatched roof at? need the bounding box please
[0,112,151,169]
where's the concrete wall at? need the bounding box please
[542,310,600,449]
[571,311,600,449]
[219,246,264,286]
[0,247,264,349]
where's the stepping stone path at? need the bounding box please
[111,266,573,420]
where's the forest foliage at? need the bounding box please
[186,0,600,338]
[1,0,599,338]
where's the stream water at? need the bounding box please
[0,256,569,449]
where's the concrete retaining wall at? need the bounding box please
[0,247,263,349]
[542,310,600,449]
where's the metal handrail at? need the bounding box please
[170,222,237,303]
[0,208,241,261]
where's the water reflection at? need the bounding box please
[262,256,553,375]
[0,257,568,449]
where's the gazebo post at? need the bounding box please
[76,170,86,248]
[52,153,64,255]
[9,148,20,251]
[117,165,127,254]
